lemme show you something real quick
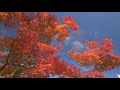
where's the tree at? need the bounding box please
[0,12,120,78]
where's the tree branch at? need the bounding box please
[12,68,23,78]
[59,52,68,58]
[0,40,14,73]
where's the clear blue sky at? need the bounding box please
[56,12,120,78]
[1,12,120,78]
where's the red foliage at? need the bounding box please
[62,16,79,30]
[0,12,81,78]
[68,38,120,72]
[0,12,119,78]
[86,41,100,49]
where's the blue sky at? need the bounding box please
[0,12,120,78]
[56,12,120,78]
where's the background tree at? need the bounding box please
[0,12,120,78]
